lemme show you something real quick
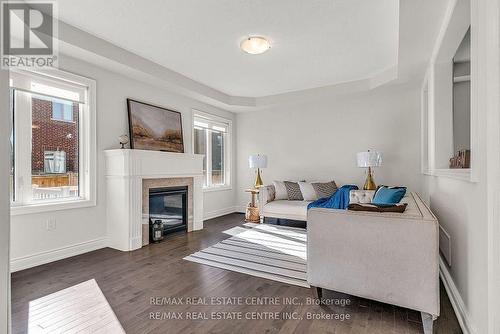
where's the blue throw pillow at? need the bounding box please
[372,186,407,205]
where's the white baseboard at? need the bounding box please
[234,205,246,213]
[10,237,107,272]
[203,206,239,221]
[439,256,476,334]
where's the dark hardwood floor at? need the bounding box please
[11,213,462,334]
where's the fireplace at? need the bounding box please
[105,149,203,251]
[149,186,188,236]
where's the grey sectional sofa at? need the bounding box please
[258,184,310,222]
[307,191,439,334]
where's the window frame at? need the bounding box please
[192,110,232,192]
[10,68,97,215]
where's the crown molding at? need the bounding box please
[57,20,400,112]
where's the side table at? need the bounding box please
[245,188,260,223]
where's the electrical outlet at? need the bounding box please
[46,218,56,231]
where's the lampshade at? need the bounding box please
[357,151,382,168]
[249,154,268,169]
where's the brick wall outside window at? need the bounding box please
[31,98,79,174]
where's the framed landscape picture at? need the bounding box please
[127,99,184,153]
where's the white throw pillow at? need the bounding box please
[298,182,318,201]
[273,181,288,200]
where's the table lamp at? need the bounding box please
[357,150,382,190]
[249,154,267,188]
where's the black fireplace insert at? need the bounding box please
[149,186,187,235]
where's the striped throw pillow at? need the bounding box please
[311,181,338,199]
[284,181,303,201]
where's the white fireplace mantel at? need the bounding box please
[104,149,204,251]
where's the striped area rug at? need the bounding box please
[28,279,125,334]
[184,223,309,287]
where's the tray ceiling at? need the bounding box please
[56,0,399,97]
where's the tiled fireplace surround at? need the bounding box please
[141,177,194,245]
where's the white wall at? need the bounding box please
[236,82,422,209]
[420,1,500,333]
[0,68,11,332]
[421,175,488,332]
[10,54,236,271]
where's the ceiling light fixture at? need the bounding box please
[240,36,271,55]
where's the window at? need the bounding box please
[52,101,74,122]
[193,112,231,189]
[9,69,96,213]
[44,151,66,174]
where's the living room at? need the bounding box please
[0,0,499,333]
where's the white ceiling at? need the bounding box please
[56,0,400,97]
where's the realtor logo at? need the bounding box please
[1,1,58,68]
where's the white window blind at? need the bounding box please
[194,116,228,133]
[10,69,87,104]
